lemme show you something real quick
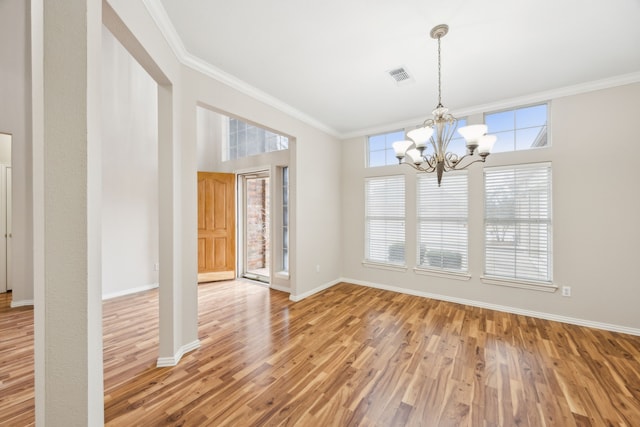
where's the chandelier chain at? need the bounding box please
[391,24,495,187]
[437,35,442,107]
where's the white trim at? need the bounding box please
[362,261,407,272]
[413,267,471,281]
[340,277,640,337]
[140,0,187,61]
[481,276,557,293]
[269,283,291,293]
[340,71,640,140]
[275,271,289,279]
[289,279,341,302]
[141,0,339,138]
[142,1,640,141]
[102,283,159,300]
[10,299,34,308]
[156,339,201,367]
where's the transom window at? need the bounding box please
[484,104,548,153]
[367,130,405,167]
[225,117,288,161]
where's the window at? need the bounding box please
[368,130,405,167]
[484,163,552,283]
[364,176,405,265]
[484,104,548,153]
[417,172,468,272]
[281,167,289,272]
[226,117,288,161]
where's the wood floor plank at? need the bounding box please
[1,283,640,425]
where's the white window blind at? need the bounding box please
[365,176,405,265]
[282,167,289,272]
[417,172,468,271]
[484,163,552,282]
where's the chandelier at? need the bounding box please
[392,24,496,186]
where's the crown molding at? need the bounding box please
[140,1,640,141]
[341,71,640,140]
[141,0,339,138]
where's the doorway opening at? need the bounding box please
[241,172,270,283]
[0,133,11,294]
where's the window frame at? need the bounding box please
[363,175,407,271]
[366,130,406,168]
[224,116,289,162]
[415,171,471,280]
[483,103,550,153]
[482,162,555,292]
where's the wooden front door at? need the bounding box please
[198,172,235,283]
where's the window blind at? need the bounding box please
[484,163,552,282]
[417,172,468,271]
[365,176,405,265]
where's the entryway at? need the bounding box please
[240,171,270,283]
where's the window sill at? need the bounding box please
[481,276,557,293]
[413,267,471,281]
[362,261,407,272]
[275,271,289,279]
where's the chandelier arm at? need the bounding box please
[400,159,436,173]
[443,152,460,170]
[449,156,487,171]
[423,153,438,170]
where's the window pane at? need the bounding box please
[491,131,515,153]
[417,173,468,272]
[486,110,514,133]
[369,134,386,151]
[485,104,549,153]
[225,117,289,161]
[365,176,405,265]
[369,150,387,168]
[484,164,552,282]
[281,167,289,272]
[516,104,547,128]
[516,126,547,150]
[367,130,405,167]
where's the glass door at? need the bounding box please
[241,172,270,283]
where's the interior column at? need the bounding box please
[38,0,104,424]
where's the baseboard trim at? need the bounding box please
[10,299,34,308]
[102,283,159,301]
[269,283,291,293]
[341,277,640,337]
[156,339,201,367]
[289,279,341,302]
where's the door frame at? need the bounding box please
[238,169,270,283]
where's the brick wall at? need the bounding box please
[246,177,270,272]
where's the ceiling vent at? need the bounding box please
[388,67,415,86]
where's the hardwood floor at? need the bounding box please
[1,281,640,426]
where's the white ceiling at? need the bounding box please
[151,0,640,137]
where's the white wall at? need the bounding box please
[196,106,292,290]
[196,106,221,172]
[101,26,159,298]
[183,67,343,298]
[341,82,640,332]
[0,0,33,304]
